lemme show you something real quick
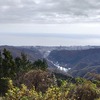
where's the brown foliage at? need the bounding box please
[15,70,54,93]
[74,81,98,100]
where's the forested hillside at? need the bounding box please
[48,49,100,77]
[0,46,42,62]
[0,48,100,100]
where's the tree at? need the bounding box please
[0,51,3,78]
[1,49,15,78]
[15,53,32,72]
[15,70,53,93]
[33,59,48,70]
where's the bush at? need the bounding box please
[73,81,99,100]
[3,80,42,100]
[3,80,100,100]
[3,80,70,100]
[14,70,54,93]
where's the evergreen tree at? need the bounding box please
[15,53,32,72]
[42,58,48,70]
[2,48,15,78]
[33,59,48,70]
[0,51,3,78]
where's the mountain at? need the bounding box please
[0,45,100,78]
[0,45,56,69]
[48,48,100,77]
[0,45,43,62]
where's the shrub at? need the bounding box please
[14,70,54,93]
[73,81,99,100]
[3,79,100,100]
[3,80,42,100]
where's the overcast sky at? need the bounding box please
[0,0,100,46]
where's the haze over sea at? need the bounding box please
[0,0,100,46]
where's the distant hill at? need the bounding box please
[0,46,43,62]
[0,46,56,69]
[0,45,100,77]
[48,48,100,77]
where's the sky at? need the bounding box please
[0,0,100,46]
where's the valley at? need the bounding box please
[0,45,100,78]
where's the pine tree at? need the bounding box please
[0,51,3,78]
[2,48,15,78]
[33,59,48,70]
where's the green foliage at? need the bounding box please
[0,51,3,78]
[3,80,70,100]
[3,80,42,100]
[0,49,49,96]
[96,98,100,100]
[0,49,15,78]
[0,78,10,96]
[75,77,86,84]
[93,80,100,88]
[33,59,48,70]
[15,53,32,73]
[0,49,48,80]
[44,86,69,100]
[74,81,100,100]
[2,78,100,100]
[0,49,100,100]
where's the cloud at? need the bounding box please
[0,0,100,23]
